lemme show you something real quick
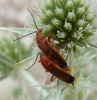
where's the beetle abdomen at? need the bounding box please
[40,53,75,84]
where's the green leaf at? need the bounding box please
[43,89,55,100]
[56,79,68,100]
[23,42,33,58]
[67,49,74,68]
[88,44,97,52]
[58,89,66,100]
[0,27,35,35]
[79,54,96,68]
[82,90,90,100]
[0,53,15,67]
[31,83,56,88]
[87,73,97,81]
[69,88,78,100]
[56,79,64,100]
[16,34,22,61]
[86,82,97,91]
[14,56,36,66]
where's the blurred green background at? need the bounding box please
[0,0,50,100]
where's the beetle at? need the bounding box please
[29,8,70,69]
[14,9,74,84]
[14,9,70,70]
[36,30,69,68]
[40,53,75,85]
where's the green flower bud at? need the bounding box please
[76,7,85,17]
[76,19,86,28]
[66,0,74,11]
[51,18,63,29]
[67,43,72,48]
[85,13,95,22]
[46,0,54,9]
[72,0,80,6]
[41,14,50,24]
[57,31,67,38]
[55,7,65,20]
[84,2,89,10]
[42,24,54,36]
[63,20,72,31]
[46,10,54,18]
[67,11,76,22]
[73,31,83,40]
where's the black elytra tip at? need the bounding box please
[71,82,74,86]
[67,75,75,86]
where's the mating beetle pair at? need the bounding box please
[14,9,75,85]
[36,29,75,85]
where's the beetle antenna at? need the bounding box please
[14,31,37,41]
[27,8,39,30]
[26,52,40,70]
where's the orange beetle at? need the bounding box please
[28,9,68,69]
[36,30,72,82]
[40,53,75,85]
[14,9,70,69]
[36,30,69,68]
[14,9,74,84]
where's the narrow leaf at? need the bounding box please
[88,44,97,52]
[14,51,40,66]
[0,27,35,35]
[16,34,22,61]
[56,79,63,100]
[43,89,55,100]
[0,53,15,67]
[69,88,78,100]
[85,82,97,91]
[87,73,97,80]
[82,90,90,100]
[31,83,56,88]
[79,54,96,68]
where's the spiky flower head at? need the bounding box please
[28,0,97,55]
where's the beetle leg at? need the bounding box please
[51,75,56,81]
[46,70,48,72]
[47,32,53,42]
[56,46,61,50]
[56,39,72,50]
